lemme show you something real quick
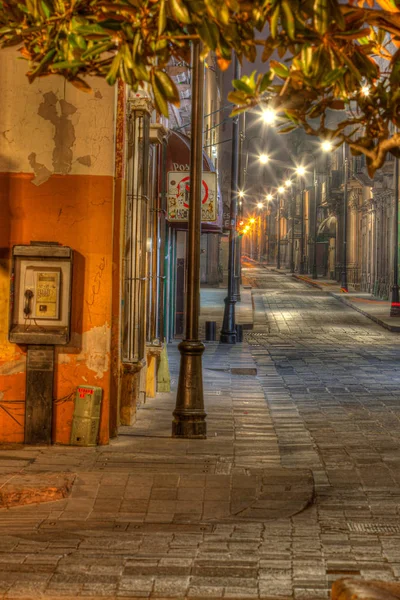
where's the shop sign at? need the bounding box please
[167,171,217,222]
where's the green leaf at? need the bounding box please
[151,71,169,116]
[51,59,85,70]
[154,70,180,105]
[232,78,254,94]
[270,6,280,39]
[158,0,166,36]
[281,1,295,40]
[270,60,289,79]
[105,53,121,86]
[169,0,191,24]
[259,72,272,92]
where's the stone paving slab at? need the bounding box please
[0,473,75,508]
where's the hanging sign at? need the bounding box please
[167,171,217,222]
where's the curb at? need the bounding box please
[330,293,400,333]
[292,274,325,290]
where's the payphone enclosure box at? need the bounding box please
[9,244,73,345]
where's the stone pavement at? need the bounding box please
[0,269,399,599]
[288,271,400,333]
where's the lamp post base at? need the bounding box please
[312,266,318,279]
[172,340,207,439]
[299,260,305,275]
[390,285,400,317]
[340,270,348,293]
[220,296,237,344]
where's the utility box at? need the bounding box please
[70,386,102,446]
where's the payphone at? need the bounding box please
[9,244,73,345]
[8,243,73,444]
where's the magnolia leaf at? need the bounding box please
[270,60,290,79]
[154,69,180,105]
[232,78,254,94]
[151,71,169,116]
[169,0,191,24]
[69,77,92,92]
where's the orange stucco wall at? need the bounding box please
[0,173,114,444]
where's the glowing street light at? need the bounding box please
[278,186,285,194]
[321,140,333,153]
[285,179,292,187]
[259,153,270,164]
[257,202,264,209]
[296,166,306,176]
[238,190,245,198]
[262,107,276,125]
[250,218,256,224]
[266,193,274,202]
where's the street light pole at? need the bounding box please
[277,198,281,269]
[312,162,318,279]
[390,150,400,316]
[220,54,240,344]
[290,186,295,273]
[299,179,305,274]
[172,40,207,438]
[341,144,349,293]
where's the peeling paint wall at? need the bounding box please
[0,48,117,444]
[0,48,115,178]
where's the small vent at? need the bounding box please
[347,522,400,534]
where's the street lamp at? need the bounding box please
[390,132,400,317]
[295,166,307,274]
[262,107,277,125]
[276,186,286,269]
[259,153,270,165]
[341,144,349,293]
[310,141,333,279]
[220,53,241,344]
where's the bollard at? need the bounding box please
[236,324,243,343]
[205,321,217,341]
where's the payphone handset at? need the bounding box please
[23,268,61,321]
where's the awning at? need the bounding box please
[317,215,337,240]
[166,130,222,233]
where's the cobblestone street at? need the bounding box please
[0,265,399,599]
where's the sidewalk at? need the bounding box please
[0,285,314,600]
[290,273,400,333]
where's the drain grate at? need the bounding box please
[348,522,400,534]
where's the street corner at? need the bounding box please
[0,472,76,509]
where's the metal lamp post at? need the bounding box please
[290,186,296,273]
[312,161,319,279]
[390,149,400,316]
[341,144,349,293]
[276,187,285,270]
[172,40,207,438]
[221,54,241,344]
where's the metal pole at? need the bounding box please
[234,117,245,301]
[312,161,318,279]
[390,149,400,316]
[290,187,295,273]
[299,180,305,274]
[277,199,281,269]
[341,144,349,292]
[172,40,207,438]
[220,54,240,344]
